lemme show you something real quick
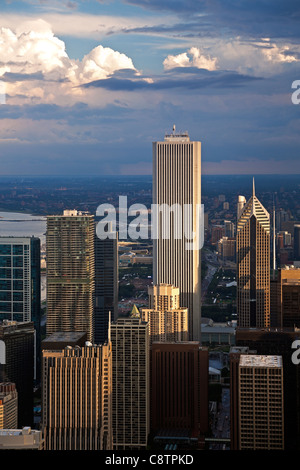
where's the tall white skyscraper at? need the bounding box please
[152,126,202,341]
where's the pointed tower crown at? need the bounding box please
[237,178,270,233]
[130,304,140,317]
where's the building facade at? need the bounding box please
[42,341,112,450]
[94,223,118,344]
[0,320,35,427]
[236,327,300,450]
[46,210,95,342]
[236,180,270,328]
[217,237,236,262]
[232,354,284,450]
[152,127,202,341]
[0,237,41,377]
[0,383,18,429]
[111,315,150,450]
[151,342,209,449]
[141,284,188,345]
[294,225,300,261]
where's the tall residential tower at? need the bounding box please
[111,314,150,450]
[46,210,95,342]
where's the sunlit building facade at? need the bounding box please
[236,180,270,328]
[153,127,202,341]
[46,210,95,342]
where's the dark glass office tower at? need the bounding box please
[0,320,35,427]
[294,225,300,261]
[94,223,118,344]
[0,237,41,380]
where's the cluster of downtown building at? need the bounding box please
[0,128,299,451]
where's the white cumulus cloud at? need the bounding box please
[0,19,138,103]
[163,47,218,71]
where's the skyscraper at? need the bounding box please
[237,195,246,220]
[231,354,284,450]
[0,237,40,327]
[0,383,18,429]
[271,266,300,328]
[141,284,188,345]
[0,320,35,427]
[111,314,150,450]
[236,327,300,450]
[224,220,235,238]
[42,339,112,451]
[294,225,300,261]
[94,222,118,344]
[151,342,209,449]
[153,126,202,341]
[0,236,41,377]
[46,210,95,342]
[236,179,270,328]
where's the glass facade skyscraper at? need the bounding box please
[0,237,40,327]
[0,237,41,379]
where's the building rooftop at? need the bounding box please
[239,354,282,368]
[164,125,190,142]
[42,331,87,343]
[0,427,38,436]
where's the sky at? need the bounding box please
[0,0,299,176]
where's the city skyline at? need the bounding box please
[0,0,300,456]
[0,1,299,176]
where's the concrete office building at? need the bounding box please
[236,179,270,328]
[111,314,150,450]
[46,210,95,342]
[231,354,284,450]
[42,340,112,450]
[153,126,202,341]
[141,284,188,345]
[236,327,300,450]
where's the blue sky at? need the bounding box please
[0,0,299,175]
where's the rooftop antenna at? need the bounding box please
[252,177,255,197]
